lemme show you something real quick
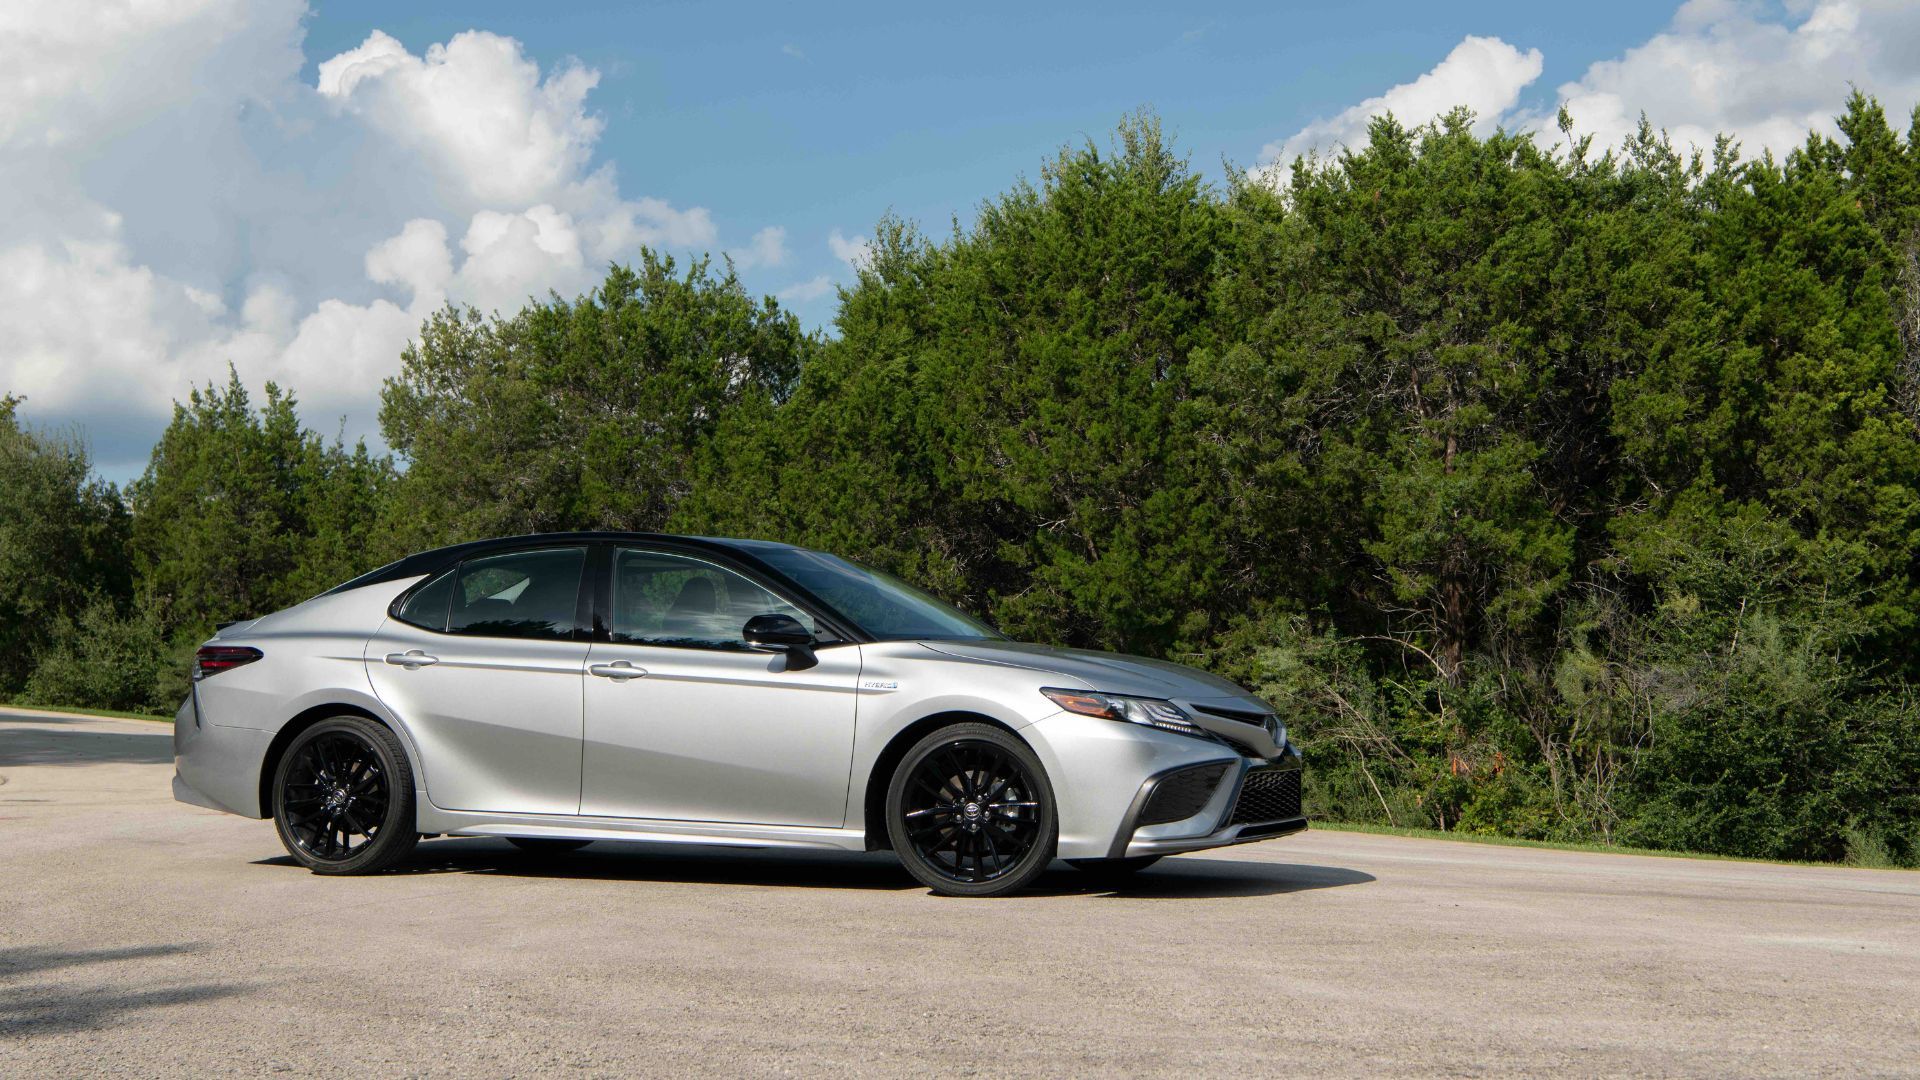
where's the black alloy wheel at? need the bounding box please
[886,723,1057,897]
[272,716,418,875]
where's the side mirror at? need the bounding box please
[743,613,817,668]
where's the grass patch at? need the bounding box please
[0,702,172,724]
[1310,819,1916,871]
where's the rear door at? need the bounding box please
[579,547,861,827]
[366,545,591,815]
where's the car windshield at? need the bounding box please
[746,547,1002,642]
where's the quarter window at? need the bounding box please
[393,567,455,631]
[611,549,817,649]
[446,547,586,641]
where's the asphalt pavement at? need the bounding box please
[3,707,1916,1077]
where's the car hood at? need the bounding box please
[921,639,1285,755]
[929,634,1274,711]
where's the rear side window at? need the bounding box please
[447,547,587,641]
[393,568,456,631]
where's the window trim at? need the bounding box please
[386,542,594,642]
[591,545,851,653]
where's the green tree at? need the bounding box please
[0,396,130,697]
[380,254,812,550]
[21,596,185,715]
[129,370,393,642]
[688,115,1232,654]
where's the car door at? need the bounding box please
[366,545,590,815]
[580,547,861,827]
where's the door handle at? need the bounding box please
[589,661,647,681]
[384,650,439,669]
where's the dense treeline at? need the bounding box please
[8,95,1920,866]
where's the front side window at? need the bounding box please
[446,547,586,641]
[745,546,1000,641]
[612,549,818,649]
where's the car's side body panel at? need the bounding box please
[187,583,400,735]
[367,616,589,815]
[580,639,862,826]
[838,641,1091,847]
[176,581,416,817]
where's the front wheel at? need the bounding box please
[886,723,1057,897]
[272,716,418,875]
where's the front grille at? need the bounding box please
[1192,704,1280,752]
[1228,768,1302,826]
[1193,703,1268,724]
[1138,763,1229,826]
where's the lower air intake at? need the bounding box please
[1228,768,1302,826]
[1138,763,1229,826]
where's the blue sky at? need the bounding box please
[300,0,1683,324]
[5,0,1917,481]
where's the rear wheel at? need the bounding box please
[886,723,1057,897]
[506,837,593,854]
[272,716,418,875]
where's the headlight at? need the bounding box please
[1040,687,1212,739]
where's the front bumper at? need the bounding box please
[1112,756,1306,858]
[1021,711,1305,860]
[1122,812,1308,857]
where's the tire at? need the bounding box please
[885,722,1057,897]
[506,837,593,854]
[272,716,419,875]
[1068,855,1163,884]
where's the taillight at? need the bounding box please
[194,646,262,680]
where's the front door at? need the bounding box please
[580,548,861,827]
[366,545,590,815]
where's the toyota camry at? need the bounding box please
[172,533,1305,896]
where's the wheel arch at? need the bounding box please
[256,702,401,819]
[859,709,1030,851]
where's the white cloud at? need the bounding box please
[0,229,221,418]
[365,219,454,301]
[776,275,835,304]
[730,226,789,270]
[828,229,872,271]
[1256,36,1544,178]
[0,5,748,474]
[455,206,586,314]
[1548,0,1920,158]
[0,0,303,153]
[318,29,603,209]
[1255,2,1920,185]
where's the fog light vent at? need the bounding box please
[1139,763,1230,826]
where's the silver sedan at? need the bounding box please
[173,533,1304,896]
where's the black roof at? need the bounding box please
[321,532,803,598]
